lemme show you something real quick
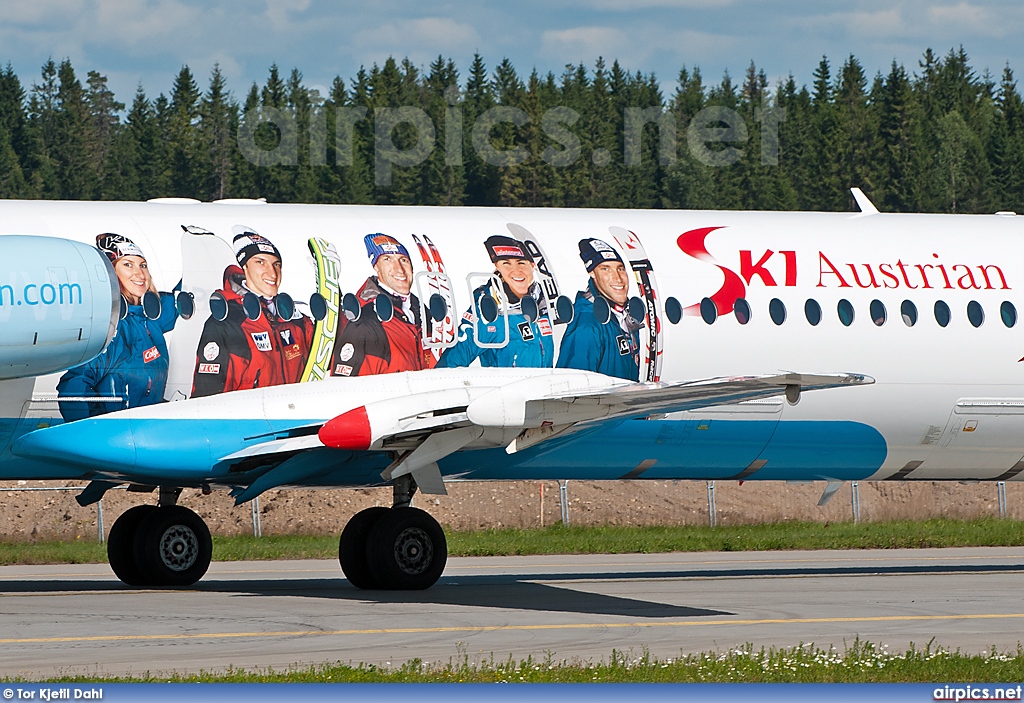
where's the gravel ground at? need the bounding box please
[0,478,1020,541]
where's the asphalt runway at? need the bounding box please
[1,547,1023,677]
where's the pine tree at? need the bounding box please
[85,70,125,198]
[200,65,235,200]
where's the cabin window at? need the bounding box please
[734,298,751,325]
[700,297,717,324]
[627,296,647,323]
[804,299,821,326]
[428,293,448,323]
[665,296,682,324]
[555,295,574,324]
[870,299,886,326]
[967,300,985,328]
[1001,301,1017,328]
[934,300,951,327]
[901,300,917,327]
[837,299,855,327]
[769,298,786,325]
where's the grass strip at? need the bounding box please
[13,641,1024,683]
[1,518,1022,566]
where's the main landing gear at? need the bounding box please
[338,476,447,590]
[107,487,212,587]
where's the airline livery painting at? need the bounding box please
[0,198,1022,591]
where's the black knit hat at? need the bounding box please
[232,228,282,268]
[484,235,533,263]
[578,238,623,273]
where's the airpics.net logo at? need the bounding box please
[236,87,784,186]
[933,683,1023,701]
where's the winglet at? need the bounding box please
[850,188,879,215]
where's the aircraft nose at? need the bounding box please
[12,417,136,472]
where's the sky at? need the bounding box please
[1,0,1023,107]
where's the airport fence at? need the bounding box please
[0,481,1013,541]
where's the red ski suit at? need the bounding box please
[330,276,435,377]
[192,266,314,397]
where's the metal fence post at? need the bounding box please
[851,481,861,524]
[97,498,104,543]
[559,480,570,526]
[706,481,717,527]
[997,481,1007,519]
[251,496,262,537]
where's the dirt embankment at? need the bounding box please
[0,479,1019,541]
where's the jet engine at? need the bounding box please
[0,235,119,380]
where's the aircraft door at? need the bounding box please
[415,269,457,353]
[465,272,509,349]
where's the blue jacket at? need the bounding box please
[437,282,554,369]
[556,280,641,381]
[57,292,177,421]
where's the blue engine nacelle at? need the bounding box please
[0,235,119,380]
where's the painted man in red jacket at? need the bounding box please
[330,233,434,377]
[192,228,313,397]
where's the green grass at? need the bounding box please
[1,518,1021,566]
[12,641,1024,683]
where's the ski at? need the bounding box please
[505,222,560,323]
[422,235,457,345]
[300,237,341,383]
[412,234,445,357]
[609,226,663,383]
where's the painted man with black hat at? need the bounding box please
[330,233,435,377]
[556,238,642,381]
[437,235,553,369]
[191,226,313,397]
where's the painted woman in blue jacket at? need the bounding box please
[556,238,643,382]
[437,235,554,369]
[57,234,177,422]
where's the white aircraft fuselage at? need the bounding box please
[0,198,1019,588]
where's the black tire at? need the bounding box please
[133,506,212,587]
[107,505,157,586]
[339,507,389,589]
[366,507,447,590]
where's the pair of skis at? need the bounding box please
[300,238,342,383]
[412,234,457,359]
[610,226,664,384]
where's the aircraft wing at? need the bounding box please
[301,371,872,499]
[471,372,871,452]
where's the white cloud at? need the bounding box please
[540,26,627,60]
[797,8,909,39]
[576,0,734,8]
[0,1,86,26]
[540,24,737,67]
[264,0,312,31]
[353,17,483,63]
[92,0,204,46]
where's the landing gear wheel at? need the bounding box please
[339,507,389,589]
[107,505,157,586]
[367,507,447,590]
[133,506,212,587]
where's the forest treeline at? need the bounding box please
[0,47,1022,213]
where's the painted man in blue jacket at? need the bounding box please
[556,238,642,381]
[57,234,177,421]
[437,235,554,369]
